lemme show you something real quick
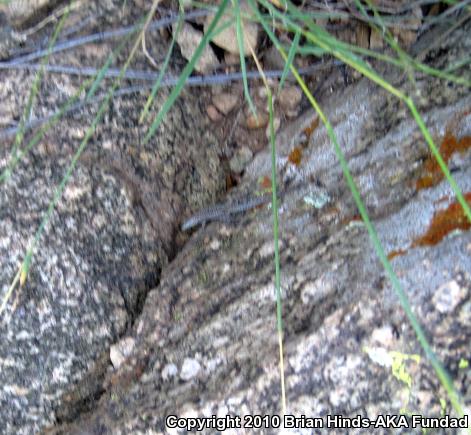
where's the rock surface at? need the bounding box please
[0,1,223,433]
[173,21,220,73]
[51,16,471,435]
[205,0,259,56]
[0,2,470,435]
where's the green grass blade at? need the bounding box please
[143,0,230,144]
[235,0,257,117]
[139,8,184,123]
[278,28,300,91]
[287,43,326,57]
[85,54,116,101]
[445,55,471,73]
[0,19,141,184]
[4,5,72,182]
[267,92,286,415]
[251,0,468,417]
[295,65,467,421]
[2,15,149,314]
[358,0,417,87]
[282,0,470,87]
[258,0,471,223]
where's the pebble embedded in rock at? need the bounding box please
[246,111,268,129]
[432,280,464,314]
[180,358,201,381]
[174,22,220,73]
[162,363,178,381]
[109,337,136,369]
[212,93,239,115]
[207,104,223,122]
[278,85,302,113]
[229,145,253,173]
[205,0,259,56]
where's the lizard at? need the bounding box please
[180,109,324,232]
[181,189,282,231]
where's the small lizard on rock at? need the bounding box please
[181,190,281,231]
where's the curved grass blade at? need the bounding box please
[268,92,286,416]
[247,37,286,415]
[249,0,468,417]
[260,0,471,226]
[4,4,72,182]
[139,6,184,123]
[278,28,300,92]
[1,15,149,315]
[0,19,144,183]
[283,0,471,87]
[355,0,416,85]
[234,0,257,117]
[143,0,230,144]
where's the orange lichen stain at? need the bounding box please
[299,116,319,149]
[288,146,303,166]
[259,175,273,190]
[287,117,319,167]
[341,214,362,226]
[387,249,407,260]
[412,192,471,247]
[304,116,319,141]
[416,130,471,190]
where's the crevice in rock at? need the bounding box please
[51,351,110,426]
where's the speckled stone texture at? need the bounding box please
[1,3,470,435]
[0,1,223,433]
[47,17,471,435]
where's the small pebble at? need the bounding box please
[180,358,201,381]
[207,104,223,122]
[212,93,239,115]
